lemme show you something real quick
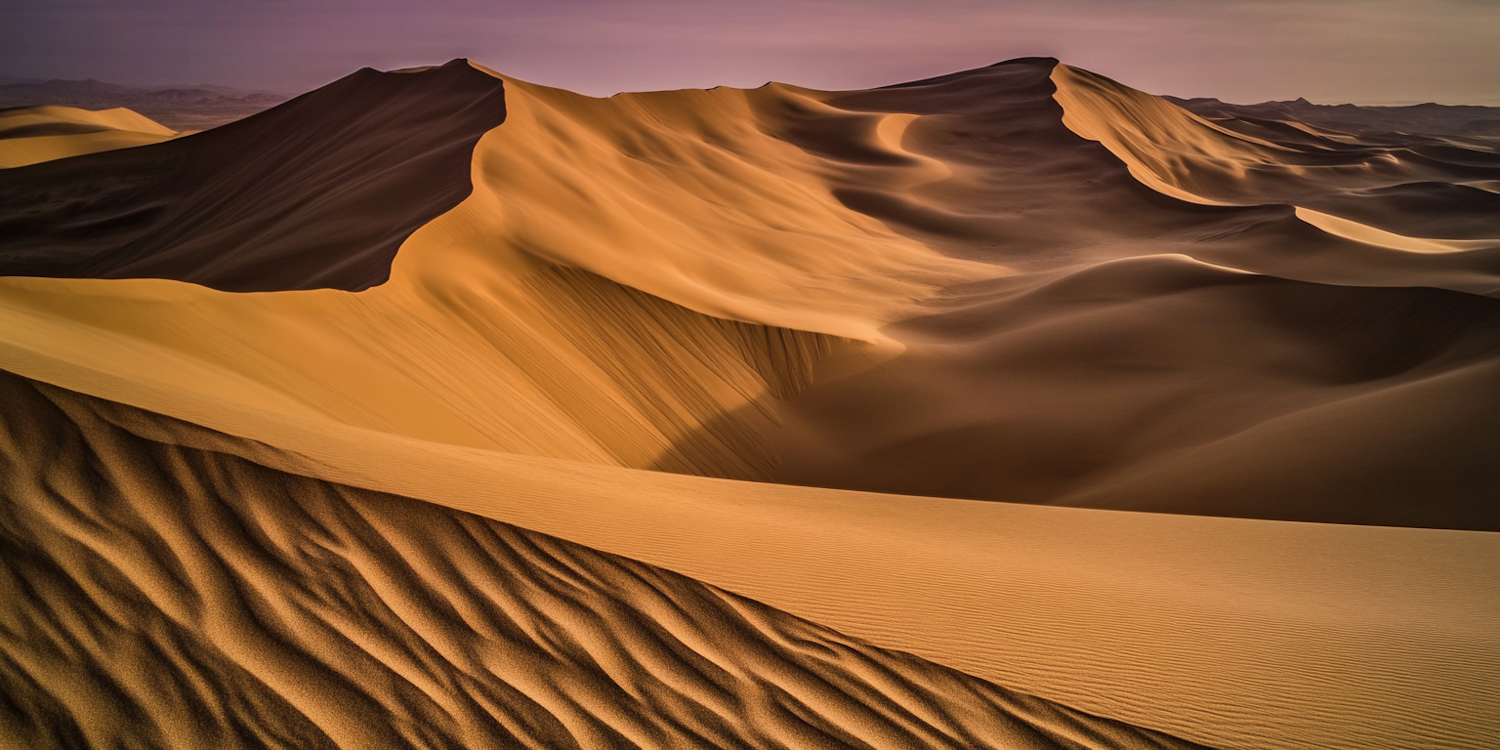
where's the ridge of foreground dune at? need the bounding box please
[2,57,1500,750]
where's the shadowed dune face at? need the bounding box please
[0,371,1206,750]
[0,60,507,291]
[682,59,1500,529]
[766,259,1500,527]
[1052,64,1500,241]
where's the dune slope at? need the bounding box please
[0,105,176,168]
[737,59,1500,527]
[0,370,1206,750]
[0,60,507,291]
[1052,64,1500,238]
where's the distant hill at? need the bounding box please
[1165,95,1500,147]
[0,77,289,131]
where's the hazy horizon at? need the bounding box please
[2,0,1497,106]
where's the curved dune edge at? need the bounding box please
[2,343,1496,750]
[0,105,177,168]
[0,62,512,293]
[0,62,998,477]
[1294,207,1500,253]
[1049,63,1262,208]
[454,62,995,341]
[1049,63,1500,254]
[0,371,1207,750]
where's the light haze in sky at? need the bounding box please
[2,0,1496,105]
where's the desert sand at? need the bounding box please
[1,58,1497,750]
[0,104,176,167]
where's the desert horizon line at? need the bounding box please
[6,55,1500,109]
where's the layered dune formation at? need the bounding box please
[1,58,1497,750]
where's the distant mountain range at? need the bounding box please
[0,77,289,130]
[1166,95,1500,145]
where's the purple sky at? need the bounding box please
[2,0,1496,105]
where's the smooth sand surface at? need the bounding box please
[0,105,177,168]
[2,57,1499,749]
[0,60,509,291]
[0,105,176,168]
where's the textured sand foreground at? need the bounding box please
[0,371,1206,750]
[1,57,1498,749]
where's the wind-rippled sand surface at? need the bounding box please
[1,57,1497,749]
[1,372,1205,750]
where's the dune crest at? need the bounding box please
[1050,63,1500,251]
[1294,206,1500,254]
[0,105,176,167]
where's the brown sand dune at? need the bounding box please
[0,371,1206,750]
[0,78,288,131]
[767,259,1500,527]
[746,60,1500,526]
[1300,181,1500,240]
[0,105,176,168]
[1,355,1495,750]
[0,59,508,292]
[1052,64,1500,243]
[2,57,1500,750]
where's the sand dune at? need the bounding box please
[0,78,288,131]
[0,371,1207,750]
[2,56,1498,750]
[0,105,175,168]
[1052,64,1500,242]
[0,60,508,291]
[3,352,1495,750]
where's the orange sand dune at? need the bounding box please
[2,58,1499,750]
[0,60,509,291]
[1053,64,1500,241]
[0,105,176,168]
[0,371,1205,750]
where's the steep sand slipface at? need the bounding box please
[446,64,995,340]
[0,372,1206,750]
[0,105,176,167]
[0,61,999,479]
[0,60,510,292]
[1051,64,1500,243]
[757,60,1500,527]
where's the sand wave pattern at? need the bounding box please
[0,371,1205,750]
